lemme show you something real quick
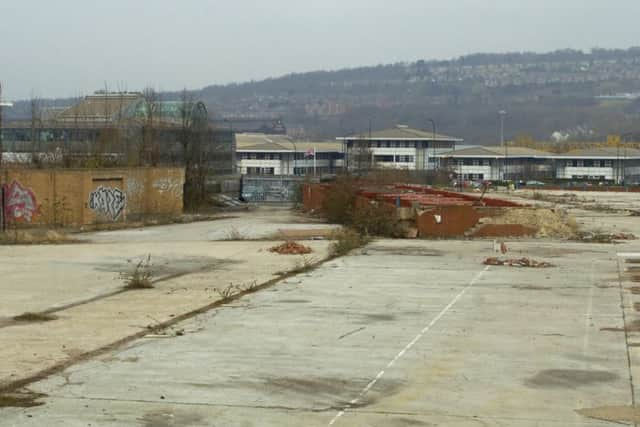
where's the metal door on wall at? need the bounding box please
[87,178,126,222]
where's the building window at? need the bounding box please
[374,155,394,163]
[397,155,414,163]
[604,160,612,167]
[472,159,480,166]
[577,160,584,167]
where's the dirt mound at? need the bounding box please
[269,241,313,255]
[483,208,578,238]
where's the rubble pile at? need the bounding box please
[577,231,637,243]
[269,241,313,255]
[484,257,553,268]
[482,208,578,238]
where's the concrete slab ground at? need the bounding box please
[2,238,637,426]
[0,205,333,393]
[77,205,339,243]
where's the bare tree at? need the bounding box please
[29,93,43,166]
[179,89,210,208]
[141,87,162,166]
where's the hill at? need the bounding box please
[7,47,640,143]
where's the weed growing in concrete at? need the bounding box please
[330,228,370,258]
[223,226,246,240]
[122,255,154,289]
[293,255,318,274]
[214,283,242,301]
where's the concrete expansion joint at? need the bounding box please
[47,394,338,413]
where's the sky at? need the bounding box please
[1,0,640,100]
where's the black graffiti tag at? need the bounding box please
[88,186,126,220]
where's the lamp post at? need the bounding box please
[499,110,507,181]
[223,118,236,174]
[291,140,298,176]
[621,133,634,186]
[427,118,436,171]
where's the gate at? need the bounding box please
[241,176,306,203]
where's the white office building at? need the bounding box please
[236,133,344,176]
[337,125,463,171]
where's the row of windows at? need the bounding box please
[238,152,339,160]
[245,167,274,175]
[566,160,612,167]
[374,155,415,163]
[459,174,485,180]
[456,159,491,166]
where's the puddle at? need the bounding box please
[365,246,444,257]
[141,410,203,427]
[525,369,617,388]
[0,391,46,408]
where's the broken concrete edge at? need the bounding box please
[0,254,334,396]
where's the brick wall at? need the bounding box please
[1,167,184,227]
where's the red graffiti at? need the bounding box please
[3,180,38,222]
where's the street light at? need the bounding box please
[427,118,436,171]
[223,118,236,174]
[499,110,507,181]
[621,132,634,186]
[291,140,298,176]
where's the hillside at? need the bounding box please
[7,47,640,143]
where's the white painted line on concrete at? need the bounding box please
[328,265,491,426]
[618,253,640,258]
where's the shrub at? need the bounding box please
[351,200,405,237]
[121,255,154,289]
[322,176,357,224]
[330,228,370,258]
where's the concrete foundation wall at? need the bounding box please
[1,167,184,227]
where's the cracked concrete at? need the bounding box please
[1,238,637,426]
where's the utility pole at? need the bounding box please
[427,118,436,171]
[499,110,507,181]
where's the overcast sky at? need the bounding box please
[1,0,639,100]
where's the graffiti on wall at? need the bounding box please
[152,178,183,197]
[3,180,38,222]
[88,186,126,220]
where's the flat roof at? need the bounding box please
[437,146,551,158]
[337,125,463,142]
[236,133,342,153]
